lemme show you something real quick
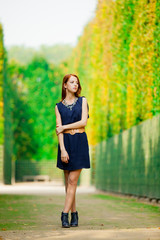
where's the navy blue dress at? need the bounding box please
[55,96,90,171]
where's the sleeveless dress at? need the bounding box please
[55,96,90,171]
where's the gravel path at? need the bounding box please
[0,182,160,240]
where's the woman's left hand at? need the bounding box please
[56,125,64,135]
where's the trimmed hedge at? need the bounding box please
[95,114,160,199]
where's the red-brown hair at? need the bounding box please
[61,74,82,101]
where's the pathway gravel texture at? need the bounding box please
[0,182,160,240]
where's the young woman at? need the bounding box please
[55,73,90,228]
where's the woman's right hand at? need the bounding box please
[61,149,69,163]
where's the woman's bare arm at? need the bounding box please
[63,97,89,130]
[55,105,65,151]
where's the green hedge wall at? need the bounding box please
[95,114,160,199]
[0,24,4,183]
[66,0,160,147]
[0,23,13,184]
[0,23,12,184]
[15,160,63,182]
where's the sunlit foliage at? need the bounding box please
[0,24,4,144]
[8,57,66,161]
[66,0,159,145]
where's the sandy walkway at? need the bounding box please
[0,182,160,240]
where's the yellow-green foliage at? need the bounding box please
[66,0,159,146]
[0,24,4,145]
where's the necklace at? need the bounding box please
[62,97,78,111]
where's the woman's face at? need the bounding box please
[64,76,79,93]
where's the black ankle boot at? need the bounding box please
[61,212,70,228]
[70,211,78,227]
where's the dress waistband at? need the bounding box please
[63,127,85,135]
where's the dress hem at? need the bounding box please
[56,166,90,171]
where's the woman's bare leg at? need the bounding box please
[63,169,82,213]
[64,170,76,212]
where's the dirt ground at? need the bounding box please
[0,183,160,240]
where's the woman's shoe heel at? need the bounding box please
[70,211,78,227]
[61,212,70,228]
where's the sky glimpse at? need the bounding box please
[0,0,97,48]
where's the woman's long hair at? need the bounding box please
[61,74,82,101]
